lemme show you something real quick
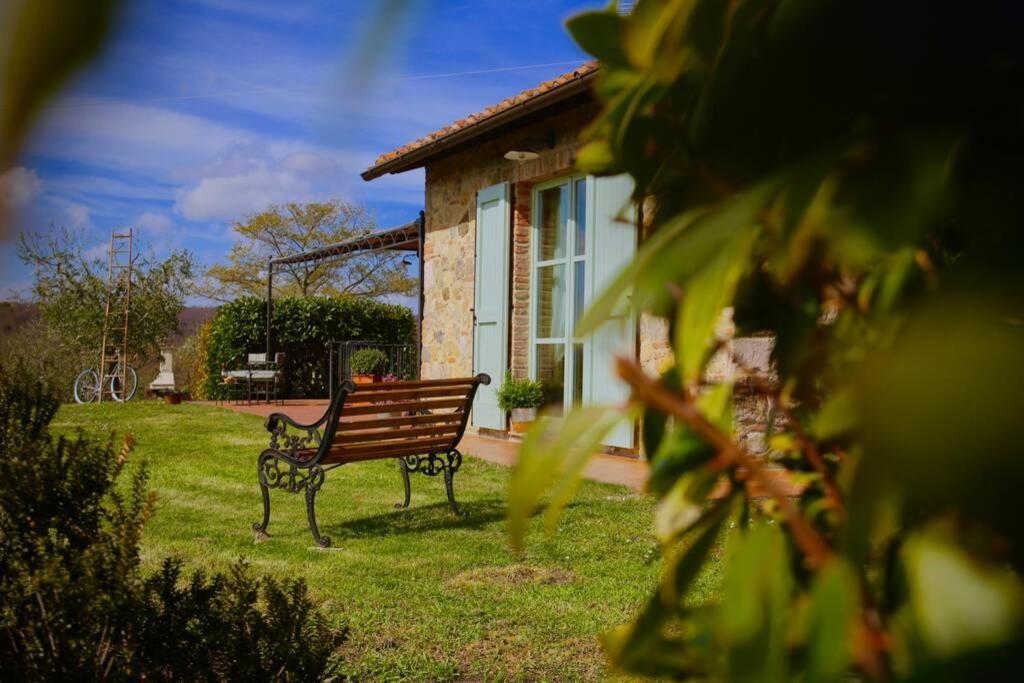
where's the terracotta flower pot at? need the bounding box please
[352,374,376,385]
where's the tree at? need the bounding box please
[510,1,1024,680]
[17,227,193,363]
[194,200,416,302]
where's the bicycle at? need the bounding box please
[73,353,139,404]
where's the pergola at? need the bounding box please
[264,212,425,359]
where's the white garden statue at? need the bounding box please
[149,349,175,393]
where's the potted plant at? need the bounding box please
[349,348,388,384]
[496,374,544,434]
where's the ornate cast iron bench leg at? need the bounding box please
[305,467,330,548]
[396,458,411,509]
[395,451,463,515]
[253,452,274,537]
[253,451,331,548]
[444,449,462,515]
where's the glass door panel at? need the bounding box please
[535,343,566,416]
[535,264,566,339]
[537,185,568,261]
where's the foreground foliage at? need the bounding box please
[0,366,345,680]
[511,1,1024,680]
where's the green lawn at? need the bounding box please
[53,401,720,681]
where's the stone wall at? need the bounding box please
[421,101,597,380]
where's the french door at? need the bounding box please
[531,174,636,447]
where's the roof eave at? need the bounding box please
[361,69,598,181]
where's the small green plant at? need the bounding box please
[349,348,388,375]
[496,374,544,412]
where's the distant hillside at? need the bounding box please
[171,306,218,344]
[0,302,38,336]
[0,302,217,344]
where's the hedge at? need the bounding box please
[204,296,415,399]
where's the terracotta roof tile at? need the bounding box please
[365,61,599,175]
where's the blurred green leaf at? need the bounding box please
[507,406,628,550]
[646,382,731,499]
[566,9,629,68]
[803,559,859,683]
[605,495,731,677]
[719,523,793,681]
[578,178,778,338]
[905,529,1024,658]
[640,367,678,460]
[654,469,719,544]
[1,0,120,163]
[675,221,759,385]
[859,296,1024,552]
[809,387,857,441]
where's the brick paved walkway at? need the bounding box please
[199,399,650,490]
[202,399,801,497]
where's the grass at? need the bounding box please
[53,401,722,681]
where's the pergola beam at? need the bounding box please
[265,213,426,364]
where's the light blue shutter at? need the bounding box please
[472,182,510,429]
[584,174,636,448]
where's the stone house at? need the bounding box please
[362,64,768,455]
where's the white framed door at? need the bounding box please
[529,174,637,448]
[472,182,510,429]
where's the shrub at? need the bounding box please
[0,364,346,679]
[0,318,85,402]
[349,348,388,375]
[496,374,544,411]
[204,296,414,399]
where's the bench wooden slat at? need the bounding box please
[334,424,460,444]
[322,437,455,464]
[339,398,466,416]
[334,433,455,452]
[348,378,477,390]
[338,412,464,431]
[346,386,472,403]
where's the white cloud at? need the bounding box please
[174,143,359,221]
[27,99,256,174]
[0,166,43,209]
[65,203,91,229]
[136,210,175,234]
[84,242,111,261]
[175,167,313,220]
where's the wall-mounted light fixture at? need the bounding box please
[504,134,554,162]
[504,148,539,162]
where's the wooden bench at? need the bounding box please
[252,374,490,547]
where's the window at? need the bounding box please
[531,177,589,414]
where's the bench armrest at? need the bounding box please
[265,410,328,458]
[265,410,328,433]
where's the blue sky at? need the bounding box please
[0,0,598,303]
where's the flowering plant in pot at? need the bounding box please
[349,348,388,384]
[496,374,544,433]
[164,388,184,404]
